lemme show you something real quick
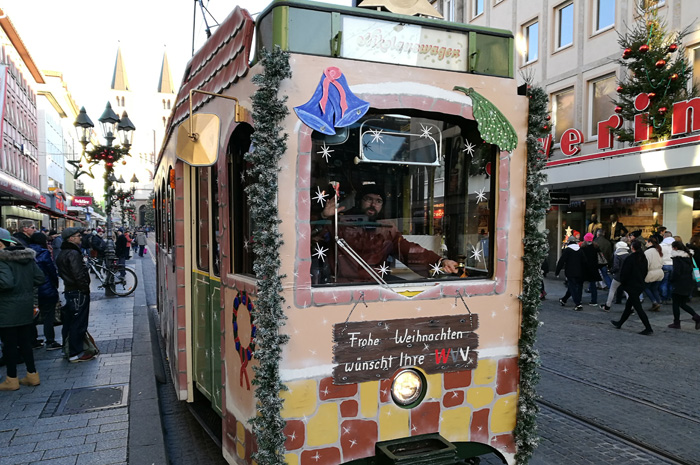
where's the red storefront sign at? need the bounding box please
[549,94,700,162]
[72,196,93,207]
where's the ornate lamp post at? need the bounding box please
[73,102,135,296]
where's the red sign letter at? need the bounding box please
[537,134,553,159]
[560,128,583,156]
[633,93,653,142]
[672,97,700,136]
[597,115,623,150]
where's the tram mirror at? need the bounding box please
[356,118,441,167]
[176,113,221,166]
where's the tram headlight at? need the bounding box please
[391,368,426,408]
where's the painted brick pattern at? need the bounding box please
[276,357,518,464]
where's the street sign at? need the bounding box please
[635,183,660,199]
[549,192,571,205]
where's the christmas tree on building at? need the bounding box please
[613,1,696,143]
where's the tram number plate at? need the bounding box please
[332,314,479,385]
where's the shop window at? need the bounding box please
[524,20,539,64]
[227,124,255,276]
[589,74,616,137]
[473,0,484,18]
[594,0,615,33]
[441,0,455,21]
[692,46,700,91]
[555,1,574,50]
[196,167,210,271]
[309,111,495,286]
[552,87,575,144]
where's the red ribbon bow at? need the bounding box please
[319,67,348,117]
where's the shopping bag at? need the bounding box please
[693,257,700,283]
[63,331,100,358]
[144,247,148,255]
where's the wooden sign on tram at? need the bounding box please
[332,314,479,384]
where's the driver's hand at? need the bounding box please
[322,196,346,218]
[442,259,459,274]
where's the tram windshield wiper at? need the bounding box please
[336,238,389,288]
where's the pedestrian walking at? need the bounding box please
[611,240,654,335]
[659,231,674,303]
[28,233,62,351]
[667,241,700,330]
[581,233,602,306]
[115,229,128,277]
[0,228,46,391]
[594,228,613,288]
[556,235,586,311]
[12,220,36,247]
[600,241,630,311]
[136,229,147,257]
[643,236,664,311]
[56,227,95,363]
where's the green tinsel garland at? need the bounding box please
[246,46,291,465]
[514,81,550,464]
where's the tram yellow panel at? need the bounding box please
[284,453,298,465]
[440,406,471,442]
[378,404,410,441]
[236,441,245,460]
[473,359,497,386]
[280,379,318,419]
[236,421,245,443]
[466,387,494,409]
[425,373,442,400]
[359,381,379,418]
[491,394,517,433]
[306,403,339,446]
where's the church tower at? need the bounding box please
[110,45,131,115]
[155,50,175,159]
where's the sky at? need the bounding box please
[4,0,351,128]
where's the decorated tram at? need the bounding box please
[154,1,530,463]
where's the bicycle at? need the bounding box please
[86,257,138,297]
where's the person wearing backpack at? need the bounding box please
[28,233,61,351]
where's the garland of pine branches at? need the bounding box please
[515,80,550,464]
[246,46,291,465]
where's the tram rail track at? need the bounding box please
[541,365,700,425]
[538,365,699,465]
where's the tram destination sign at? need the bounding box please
[635,183,660,199]
[332,314,479,384]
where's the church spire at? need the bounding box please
[111,46,130,91]
[157,50,174,94]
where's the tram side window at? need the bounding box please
[196,167,210,271]
[211,166,220,276]
[309,111,495,286]
[228,124,255,276]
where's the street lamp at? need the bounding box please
[73,102,135,296]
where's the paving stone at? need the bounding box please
[41,443,95,460]
[74,447,126,465]
[29,456,77,465]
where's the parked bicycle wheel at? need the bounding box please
[109,267,138,297]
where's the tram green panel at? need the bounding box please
[192,272,212,401]
[210,283,222,416]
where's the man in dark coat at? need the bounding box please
[555,236,586,311]
[12,220,36,247]
[609,214,628,242]
[56,227,95,363]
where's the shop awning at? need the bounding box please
[0,171,40,203]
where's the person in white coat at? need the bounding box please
[643,236,664,312]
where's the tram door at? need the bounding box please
[191,166,223,415]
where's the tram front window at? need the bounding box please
[309,111,495,286]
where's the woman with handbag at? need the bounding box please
[643,236,664,312]
[667,241,700,329]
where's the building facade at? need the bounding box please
[434,0,700,266]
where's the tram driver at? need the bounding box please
[312,183,459,284]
